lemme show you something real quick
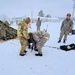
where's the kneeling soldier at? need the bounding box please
[28,31,50,56]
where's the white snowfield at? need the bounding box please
[0,21,75,75]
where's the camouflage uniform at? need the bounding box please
[36,18,41,31]
[59,19,73,41]
[17,17,30,55]
[33,31,50,55]
[0,20,17,40]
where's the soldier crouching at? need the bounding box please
[58,13,73,43]
[28,31,50,56]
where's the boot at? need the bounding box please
[19,53,25,56]
[24,50,27,53]
[58,40,61,43]
[35,53,43,56]
[20,50,27,56]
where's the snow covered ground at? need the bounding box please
[0,21,75,75]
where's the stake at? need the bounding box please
[46,25,48,32]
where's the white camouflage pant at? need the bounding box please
[36,38,47,54]
[37,26,40,31]
[59,29,69,41]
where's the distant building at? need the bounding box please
[11,16,26,24]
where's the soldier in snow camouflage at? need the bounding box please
[58,13,73,43]
[36,18,41,31]
[17,17,31,56]
[32,31,50,56]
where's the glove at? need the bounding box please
[43,36,49,40]
[69,29,72,33]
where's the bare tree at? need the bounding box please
[38,10,44,17]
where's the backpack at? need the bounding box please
[72,30,75,34]
[60,43,75,51]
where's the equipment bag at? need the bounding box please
[72,30,75,34]
[60,43,75,51]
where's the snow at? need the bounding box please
[0,20,75,75]
[0,0,75,74]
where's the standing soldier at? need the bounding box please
[36,18,41,31]
[33,31,50,56]
[17,17,31,56]
[58,13,73,43]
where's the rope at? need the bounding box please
[44,45,60,50]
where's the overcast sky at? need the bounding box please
[0,0,74,18]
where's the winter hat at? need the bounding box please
[67,13,71,16]
[25,17,31,24]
